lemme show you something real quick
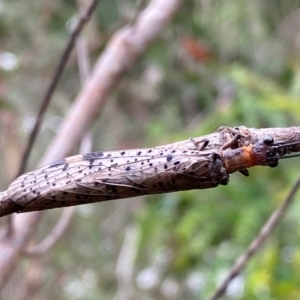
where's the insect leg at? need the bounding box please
[239,169,249,176]
[189,138,209,151]
[221,133,242,150]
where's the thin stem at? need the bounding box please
[17,0,100,177]
[24,207,76,256]
[23,1,95,256]
[208,175,300,300]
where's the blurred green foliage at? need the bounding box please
[1,0,300,299]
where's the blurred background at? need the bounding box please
[1,0,300,299]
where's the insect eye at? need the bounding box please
[268,161,278,168]
[263,135,274,145]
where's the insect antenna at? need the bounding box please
[273,141,300,148]
[277,153,300,160]
[273,141,300,160]
[265,140,300,166]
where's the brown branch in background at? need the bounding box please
[23,1,95,257]
[76,1,93,154]
[39,0,183,166]
[208,175,300,300]
[76,33,91,83]
[115,225,140,300]
[5,0,100,238]
[0,0,182,290]
[24,207,76,256]
[17,0,100,177]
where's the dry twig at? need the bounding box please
[17,0,100,177]
[23,1,96,256]
[24,207,76,256]
[208,174,300,300]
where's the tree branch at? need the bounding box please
[39,0,183,165]
[23,1,95,257]
[24,207,76,257]
[208,174,300,300]
[17,0,100,177]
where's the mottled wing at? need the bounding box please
[7,146,228,213]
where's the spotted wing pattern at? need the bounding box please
[7,146,229,213]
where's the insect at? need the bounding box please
[1,126,300,217]
[6,144,229,213]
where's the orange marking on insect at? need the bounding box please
[222,144,257,173]
[240,145,257,167]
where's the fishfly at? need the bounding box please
[1,126,300,217]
